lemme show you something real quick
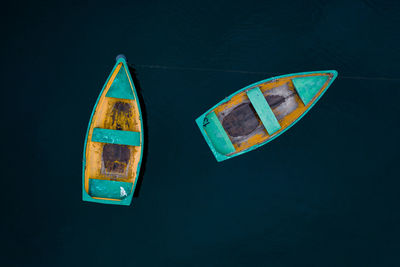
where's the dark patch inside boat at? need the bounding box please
[220,83,298,140]
[102,144,130,175]
[222,103,260,137]
[111,102,131,130]
[266,94,286,108]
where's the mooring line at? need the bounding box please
[133,64,400,82]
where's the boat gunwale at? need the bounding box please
[82,57,144,206]
[195,70,338,162]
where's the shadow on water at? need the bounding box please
[129,65,148,198]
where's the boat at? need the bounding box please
[82,55,144,205]
[195,70,338,162]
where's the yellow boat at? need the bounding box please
[196,70,338,162]
[82,55,144,205]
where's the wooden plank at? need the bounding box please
[91,128,140,146]
[246,87,281,135]
[89,179,133,199]
[203,112,236,155]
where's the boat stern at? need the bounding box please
[82,179,134,206]
[195,113,233,162]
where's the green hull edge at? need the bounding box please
[82,57,144,206]
[195,70,338,162]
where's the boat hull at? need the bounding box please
[82,57,144,205]
[196,70,338,162]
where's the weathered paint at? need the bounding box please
[246,87,281,135]
[82,57,144,205]
[92,128,141,146]
[203,112,235,155]
[292,75,329,105]
[195,70,338,162]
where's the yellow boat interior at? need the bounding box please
[210,72,336,155]
[83,61,143,203]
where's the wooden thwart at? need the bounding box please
[246,87,281,135]
[89,179,133,199]
[203,112,236,155]
[91,128,141,146]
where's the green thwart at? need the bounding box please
[92,128,141,146]
[246,87,281,135]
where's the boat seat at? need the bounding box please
[292,75,329,105]
[203,112,235,155]
[246,87,281,135]
[91,128,141,146]
[89,178,133,199]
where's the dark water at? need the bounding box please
[3,0,400,266]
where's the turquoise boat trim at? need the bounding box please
[105,64,135,100]
[82,57,144,206]
[292,75,329,105]
[88,179,133,200]
[195,70,338,162]
[246,87,281,135]
[203,112,235,155]
[92,128,141,146]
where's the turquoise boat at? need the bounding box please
[196,70,338,162]
[82,55,144,205]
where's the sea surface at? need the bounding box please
[2,0,400,266]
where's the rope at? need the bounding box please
[133,64,400,82]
